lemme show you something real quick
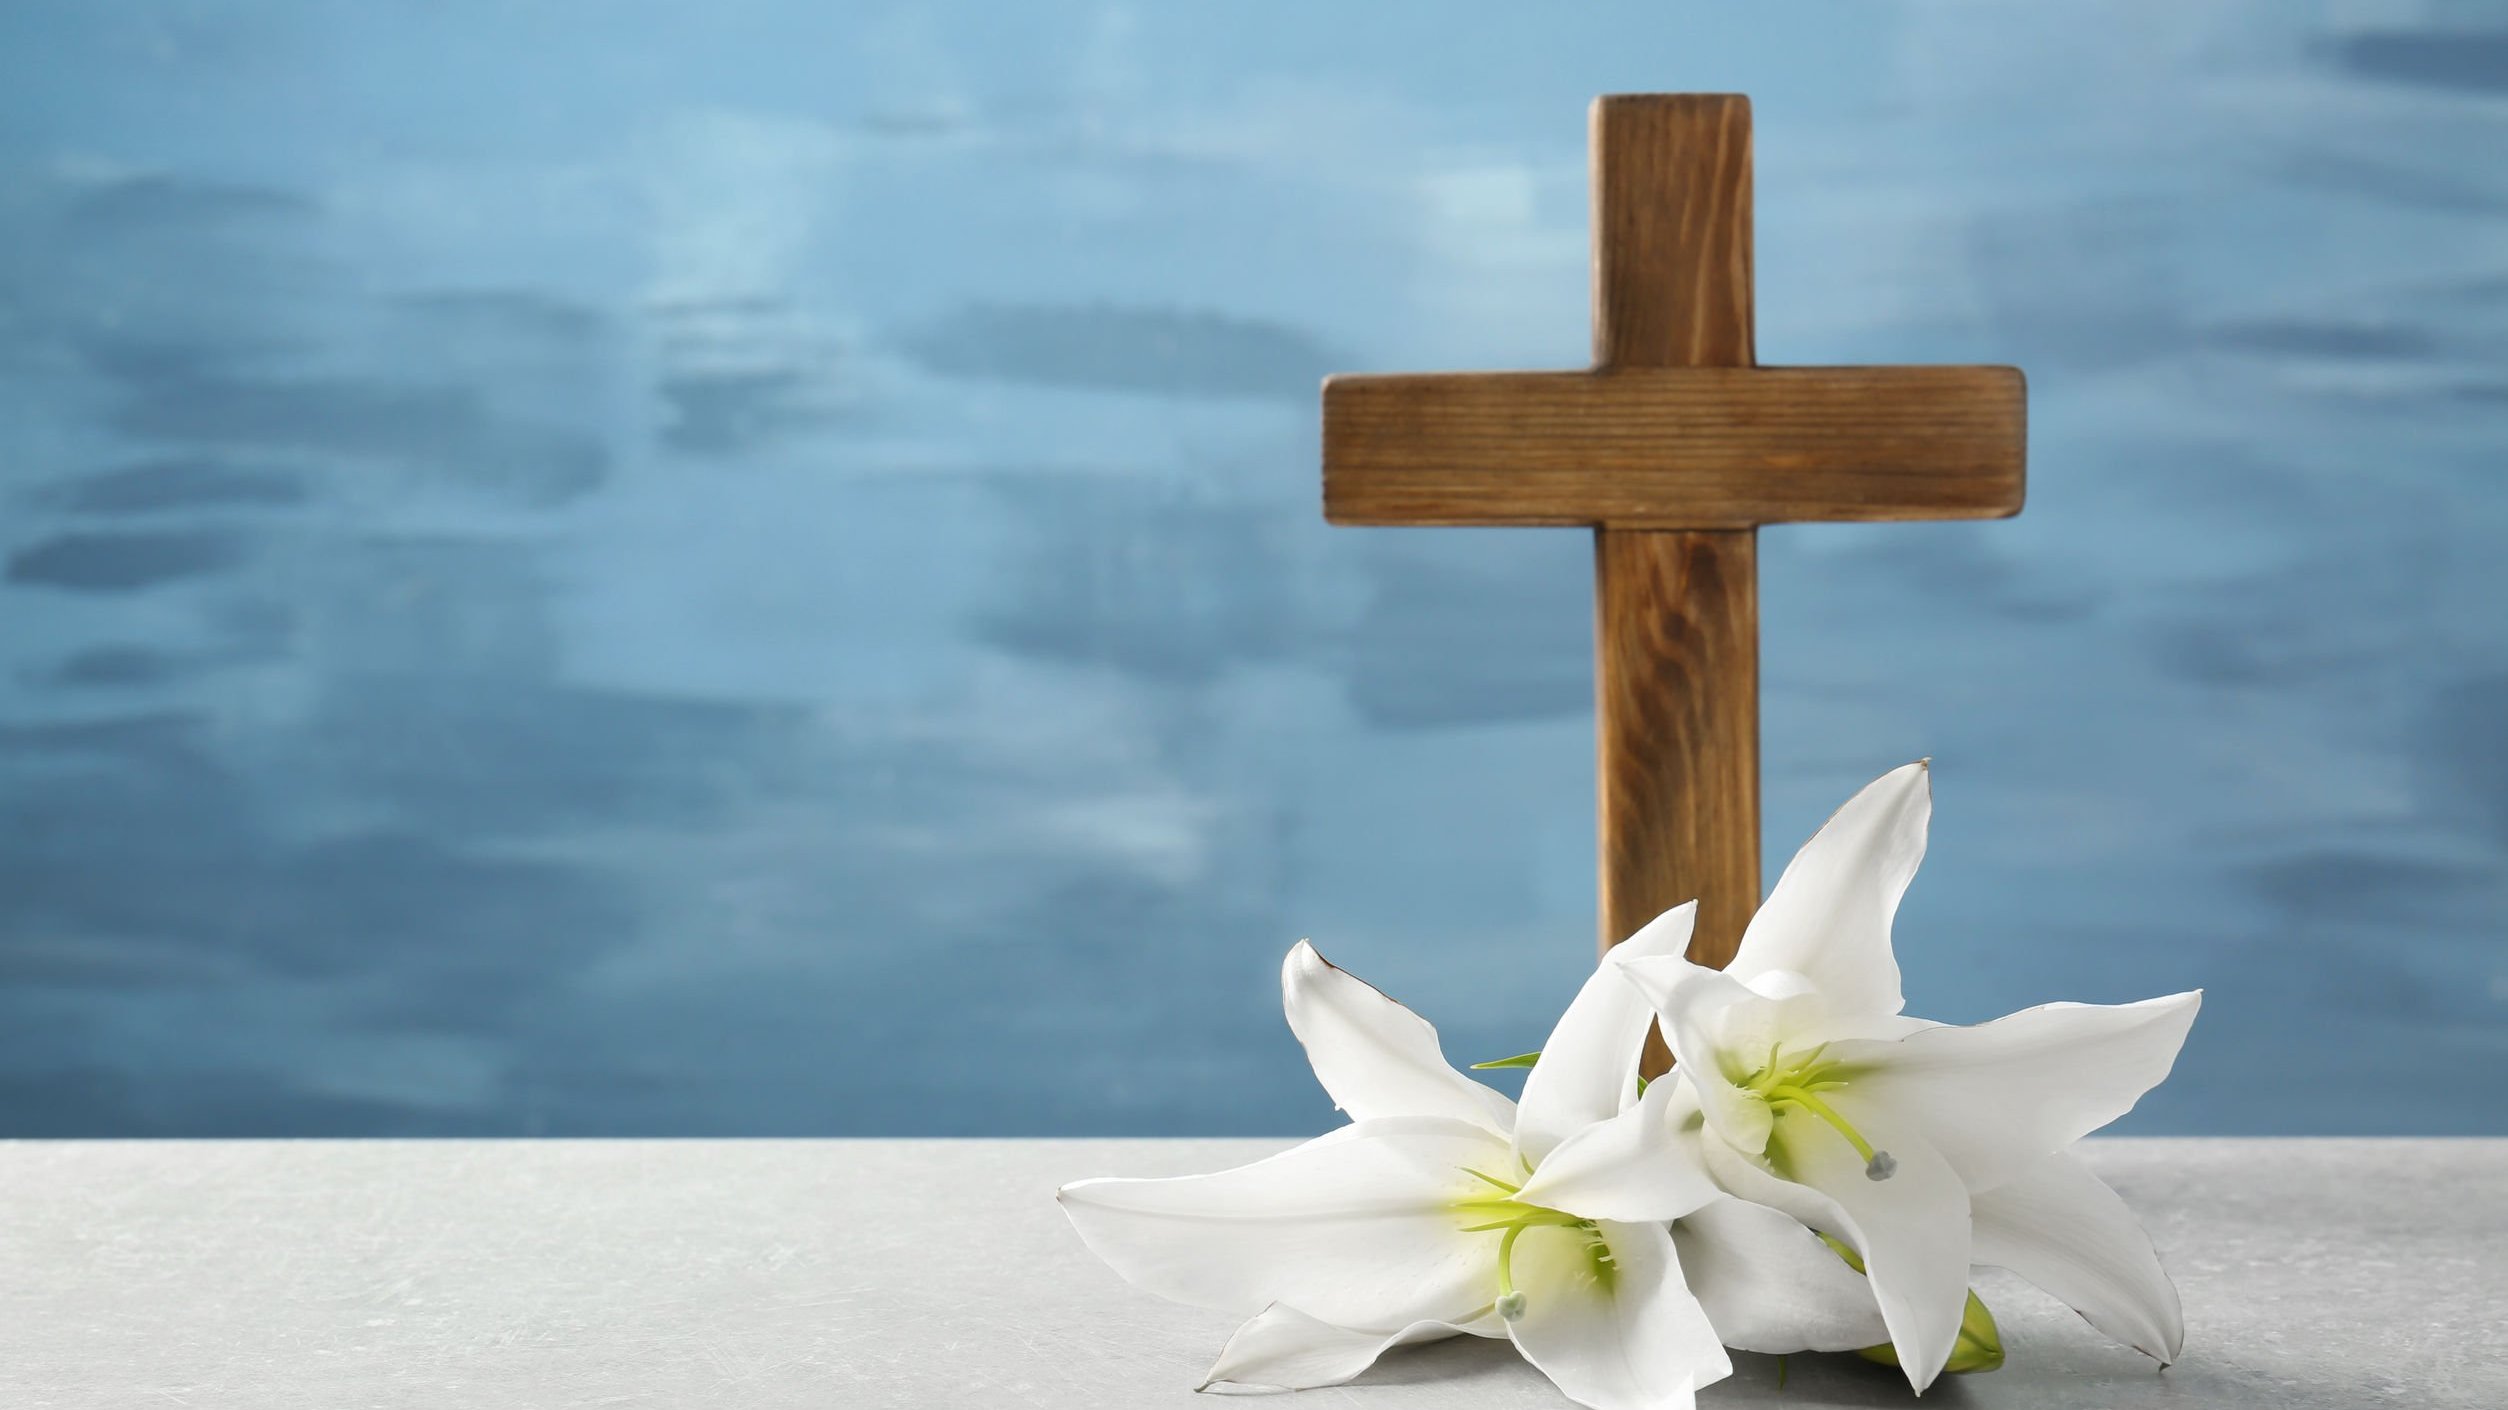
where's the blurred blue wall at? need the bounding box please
[1,1,2501,1135]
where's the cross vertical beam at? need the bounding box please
[1592,95,1758,970]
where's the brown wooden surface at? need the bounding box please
[1593,96,1753,370]
[1312,90,2026,1011]
[1322,365,2026,528]
[1597,528,1759,967]
[1589,95,1763,980]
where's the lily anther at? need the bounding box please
[1453,1167,1616,1320]
[1736,1044,1896,1181]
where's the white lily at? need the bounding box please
[1057,909,1728,1409]
[1684,1139,2184,1375]
[1517,761,2200,1391]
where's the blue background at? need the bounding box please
[2,2,2502,1135]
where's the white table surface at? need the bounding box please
[0,1138,2499,1408]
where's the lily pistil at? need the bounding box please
[1736,1045,1897,1182]
[1453,1168,1616,1320]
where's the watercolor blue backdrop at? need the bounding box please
[2,2,2502,1135]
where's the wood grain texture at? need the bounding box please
[1590,95,1761,981]
[1598,530,1759,968]
[1593,94,1754,370]
[1321,365,2027,528]
[1311,92,2028,1002]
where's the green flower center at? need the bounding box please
[1733,1043,1896,1180]
[1451,1167,1614,1320]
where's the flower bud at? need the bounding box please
[1856,1289,2005,1375]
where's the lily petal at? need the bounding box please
[1674,1198,1890,1354]
[1200,1303,1489,1393]
[1740,1110,1973,1393]
[1728,761,1928,1019]
[1514,1076,1721,1224]
[1504,1219,1730,1410]
[1516,902,1697,1161]
[1972,1150,2184,1363]
[1699,1137,1848,1249]
[1282,940,1517,1134]
[1616,955,1774,1155]
[1057,1115,1510,1330]
[1827,991,2202,1192]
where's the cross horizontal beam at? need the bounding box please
[1323,364,2026,529]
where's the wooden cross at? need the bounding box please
[1321,94,2026,971]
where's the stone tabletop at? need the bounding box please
[0,1138,2499,1408]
